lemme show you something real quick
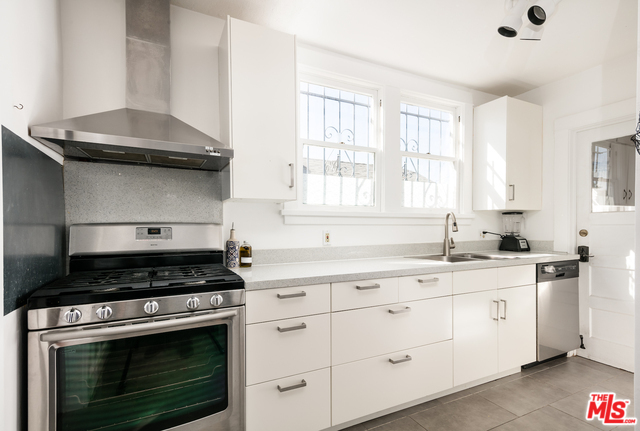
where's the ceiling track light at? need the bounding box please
[498,0,531,38]
[527,0,562,26]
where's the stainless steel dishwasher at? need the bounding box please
[537,260,580,361]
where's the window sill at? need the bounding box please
[281,209,475,225]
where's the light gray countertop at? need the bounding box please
[231,251,581,290]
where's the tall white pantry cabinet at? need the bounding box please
[473,96,543,211]
[219,17,297,201]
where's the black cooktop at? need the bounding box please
[28,263,244,309]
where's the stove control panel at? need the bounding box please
[136,227,172,241]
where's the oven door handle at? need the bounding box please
[40,310,238,343]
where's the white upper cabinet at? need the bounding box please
[473,96,542,211]
[219,17,297,201]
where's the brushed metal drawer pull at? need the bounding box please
[389,306,411,315]
[492,300,500,321]
[389,355,412,365]
[418,278,439,284]
[277,323,307,333]
[500,299,507,320]
[356,283,381,290]
[277,291,307,299]
[278,379,307,392]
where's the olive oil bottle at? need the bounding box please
[240,241,252,267]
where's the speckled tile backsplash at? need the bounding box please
[64,161,223,228]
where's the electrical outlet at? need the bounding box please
[323,230,331,246]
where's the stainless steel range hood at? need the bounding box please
[30,0,231,172]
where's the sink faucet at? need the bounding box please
[443,212,458,256]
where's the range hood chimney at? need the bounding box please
[30,0,232,171]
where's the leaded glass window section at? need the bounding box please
[400,102,458,209]
[300,81,376,207]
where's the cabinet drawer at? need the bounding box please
[399,272,452,302]
[246,284,330,324]
[497,265,536,289]
[246,368,331,431]
[332,341,453,426]
[332,297,452,365]
[453,268,497,294]
[332,277,398,312]
[246,313,330,385]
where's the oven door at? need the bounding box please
[29,307,244,431]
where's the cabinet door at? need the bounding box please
[505,97,542,210]
[225,17,296,201]
[626,144,635,206]
[498,284,537,372]
[246,368,331,431]
[453,290,498,386]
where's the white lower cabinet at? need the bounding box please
[498,284,537,371]
[453,283,537,386]
[246,313,331,385]
[331,297,452,365]
[332,341,453,425]
[453,290,499,386]
[246,368,331,431]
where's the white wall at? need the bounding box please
[0,0,63,429]
[223,44,505,250]
[516,52,637,252]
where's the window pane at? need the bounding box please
[402,157,456,209]
[303,144,375,207]
[300,82,373,148]
[400,103,454,157]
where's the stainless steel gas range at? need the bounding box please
[27,223,245,431]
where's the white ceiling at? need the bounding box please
[170,0,638,97]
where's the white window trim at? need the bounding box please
[283,69,472,225]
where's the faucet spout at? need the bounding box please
[443,212,458,256]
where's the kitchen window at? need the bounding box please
[400,101,458,210]
[299,80,378,208]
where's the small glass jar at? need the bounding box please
[239,241,252,267]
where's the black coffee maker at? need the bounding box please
[483,212,530,252]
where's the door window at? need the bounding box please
[591,135,635,212]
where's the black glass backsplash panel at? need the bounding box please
[2,126,65,315]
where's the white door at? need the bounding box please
[576,120,635,372]
[497,285,537,372]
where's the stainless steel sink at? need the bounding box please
[407,255,481,263]
[454,253,517,260]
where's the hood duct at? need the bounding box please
[30,0,231,171]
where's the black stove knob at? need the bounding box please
[210,294,224,307]
[144,300,159,315]
[96,305,113,320]
[186,296,200,310]
[63,308,82,324]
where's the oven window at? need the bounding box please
[56,324,228,431]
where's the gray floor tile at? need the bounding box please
[369,417,425,431]
[341,424,367,431]
[551,386,634,431]
[529,362,613,393]
[479,376,572,416]
[411,394,516,431]
[600,374,635,399]
[490,406,601,431]
[398,399,442,416]
[360,411,408,430]
[438,374,523,404]
[571,357,633,380]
